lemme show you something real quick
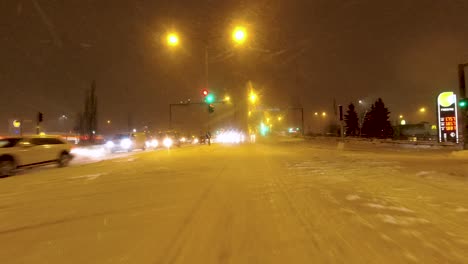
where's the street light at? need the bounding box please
[249,91,258,104]
[419,107,426,113]
[232,26,247,45]
[224,95,231,103]
[166,33,179,47]
[107,120,111,124]
[322,112,327,117]
[399,115,404,119]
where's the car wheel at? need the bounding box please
[0,160,16,177]
[58,153,71,168]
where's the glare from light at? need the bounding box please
[167,33,179,47]
[205,93,215,104]
[314,112,319,116]
[277,116,283,121]
[260,122,269,136]
[71,147,106,159]
[105,141,115,148]
[13,120,21,128]
[224,96,231,102]
[180,137,186,143]
[163,137,173,148]
[399,115,404,119]
[107,120,111,124]
[232,26,247,44]
[146,139,158,148]
[322,112,327,117]
[249,92,257,104]
[401,119,406,125]
[248,111,252,117]
[419,107,426,113]
[216,130,245,144]
[120,138,132,149]
[39,132,46,136]
[193,138,199,144]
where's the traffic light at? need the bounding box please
[37,112,43,123]
[208,104,215,113]
[205,93,215,104]
[201,88,209,97]
[459,98,468,109]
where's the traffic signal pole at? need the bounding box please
[458,63,468,149]
[168,100,225,130]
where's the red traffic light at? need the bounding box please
[201,88,209,97]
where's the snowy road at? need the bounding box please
[1,138,468,263]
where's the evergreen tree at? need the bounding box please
[361,98,393,138]
[361,104,375,137]
[344,103,359,136]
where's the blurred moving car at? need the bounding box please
[105,132,147,153]
[157,130,181,148]
[0,135,73,176]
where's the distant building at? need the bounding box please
[393,122,437,141]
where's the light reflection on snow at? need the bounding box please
[71,146,107,159]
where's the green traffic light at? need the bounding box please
[460,98,468,108]
[205,93,215,104]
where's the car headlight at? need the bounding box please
[105,141,115,148]
[180,137,186,143]
[163,137,173,148]
[192,138,199,144]
[120,138,132,149]
[151,139,158,148]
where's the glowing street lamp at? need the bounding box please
[322,112,327,117]
[166,33,179,47]
[224,95,231,103]
[249,91,258,104]
[419,107,426,113]
[399,115,404,119]
[232,26,247,45]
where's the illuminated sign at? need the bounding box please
[12,120,21,128]
[437,92,458,143]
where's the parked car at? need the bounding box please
[0,135,73,176]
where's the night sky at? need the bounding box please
[1,0,468,133]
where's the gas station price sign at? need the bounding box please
[437,92,458,143]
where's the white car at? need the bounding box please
[0,135,73,176]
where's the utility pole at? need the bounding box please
[458,63,468,149]
[205,45,209,89]
[288,107,304,136]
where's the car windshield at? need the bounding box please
[0,138,21,148]
[113,134,130,140]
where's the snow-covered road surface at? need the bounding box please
[0,138,467,263]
